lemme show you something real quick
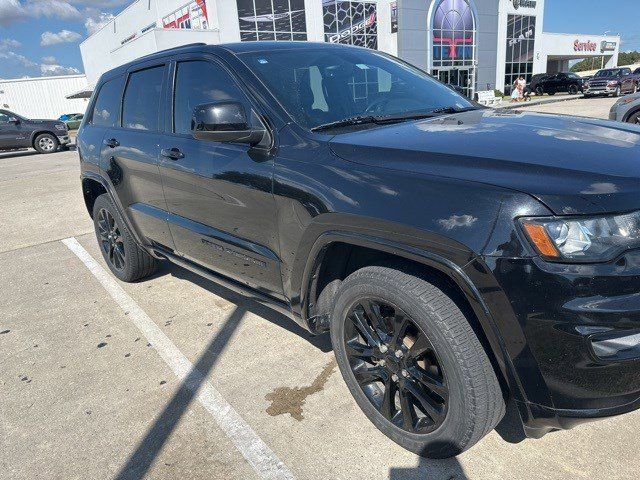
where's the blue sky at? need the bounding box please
[0,0,638,79]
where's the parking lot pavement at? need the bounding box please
[516,95,618,119]
[2,145,640,479]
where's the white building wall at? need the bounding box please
[0,75,89,119]
[495,0,545,93]
[81,0,399,86]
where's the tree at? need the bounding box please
[571,51,640,72]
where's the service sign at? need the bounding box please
[574,39,597,52]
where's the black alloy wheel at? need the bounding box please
[97,208,126,271]
[344,298,448,434]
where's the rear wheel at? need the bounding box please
[628,111,640,125]
[34,133,58,154]
[92,194,157,282]
[330,266,505,458]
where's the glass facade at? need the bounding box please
[432,0,476,68]
[504,14,536,93]
[236,0,307,41]
[322,1,378,50]
[430,0,476,98]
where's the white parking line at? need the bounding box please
[61,237,294,480]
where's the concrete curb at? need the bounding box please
[498,94,584,110]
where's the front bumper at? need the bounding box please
[480,251,640,434]
[584,85,617,95]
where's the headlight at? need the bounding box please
[54,123,67,131]
[520,211,640,262]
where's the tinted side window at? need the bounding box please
[122,66,165,131]
[173,60,249,135]
[91,76,124,127]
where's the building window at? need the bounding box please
[236,0,307,41]
[504,14,536,93]
[322,1,378,50]
[163,0,209,30]
[430,0,476,98]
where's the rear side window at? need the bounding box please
[91,76,124,127]
[173,60,249,135]
[122,66,165,131]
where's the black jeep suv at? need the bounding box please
[0,109,70,153]
[77,42,640,459]
[529,72,584,96]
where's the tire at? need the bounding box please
[568,85,578,95]
[535,86,544,96]
[330,266,505,459]
[33,133,58,154]
[547,90,556,96]
[628,111,640,125]
[92,194,157,282]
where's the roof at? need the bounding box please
[97,41,360,83]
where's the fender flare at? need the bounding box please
[30,129,59,146]
[298,230,526,403]
[81,171,150,253]
[622,105,640,123]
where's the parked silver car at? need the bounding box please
[609,92,640,124]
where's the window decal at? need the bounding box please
[322,1,378,50]
[163,0,209,30]
[236,0,307,42]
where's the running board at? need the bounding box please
[152,248,296,321]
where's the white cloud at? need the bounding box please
[84,10,114,35]
[40,29,82,46]
[40,63,80,76]
[0,50,38,68]
[0,0,81,26]
[0,37,21,50]
[41,55,56,64]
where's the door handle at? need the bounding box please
[161,147,184,160]
[104,138,119,148]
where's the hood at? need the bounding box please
[329,109,640,215]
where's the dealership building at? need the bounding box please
[79,0,621,98]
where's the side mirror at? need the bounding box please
[191,102,266,146]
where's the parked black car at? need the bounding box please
[0,109,70,153]
[529,72,584,96]
[584,67,633,97]
[77,42,640,459]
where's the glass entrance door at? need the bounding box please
[433,68,475,98]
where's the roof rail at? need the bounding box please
[136,42,208,61]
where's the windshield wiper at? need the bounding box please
[311,106,480,132]
[311,115,380,132]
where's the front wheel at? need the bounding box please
[34,133,58,154]
[568,85,579,95]
[628,111,640,125]
[330,266,505,458]
[535,86,544,96]
[92,194,157,282]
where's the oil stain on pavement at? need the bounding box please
[265,358,337,421]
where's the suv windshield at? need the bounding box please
[595,69,622,78]
[238,47,473,131]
